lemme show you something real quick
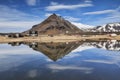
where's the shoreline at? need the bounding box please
[0,35,120,43]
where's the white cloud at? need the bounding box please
[83,9,115,15]
[87,6,120,25]
[0,21,40,28]
[0,5,42,32]
[26,0,36,6]
[46,2,93,11]
[50,2,58,6]
[45,13,52,17]
[107,15,120,19]
[64,16,80,22]
[105,7,120,19]
[72,22,95,29]
[0,5,40,21]
[85,0,92,3]
[0,21,41,32]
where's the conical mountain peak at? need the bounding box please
[46,13,62,21]
[23,13,82,35]
[49,13,58,17]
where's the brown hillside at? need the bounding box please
[23,13,82,35]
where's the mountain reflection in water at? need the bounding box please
[8,40,120,61]
[8,41,83,61]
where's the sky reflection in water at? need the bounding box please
[0,41,120,80]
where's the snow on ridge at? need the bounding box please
[72,22,95,29]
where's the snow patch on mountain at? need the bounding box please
[95,22,120,32]
[72,22,95,30]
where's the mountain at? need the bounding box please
[23,14,82,35]
[90,22,120,32]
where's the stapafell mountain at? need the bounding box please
[23,14,82,35]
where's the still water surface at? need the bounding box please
[0,40,120,80]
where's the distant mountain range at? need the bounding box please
[21,13,120,35]
[86,22,120,32]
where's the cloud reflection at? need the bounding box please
[27,69,38,78]
[84,60,114,64]
[47,64,93,74]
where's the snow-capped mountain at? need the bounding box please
[92,22,120,32]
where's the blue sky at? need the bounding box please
[0,0,120,32]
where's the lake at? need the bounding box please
[0,40,120,80]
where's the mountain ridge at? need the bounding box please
[88,22,120,32]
